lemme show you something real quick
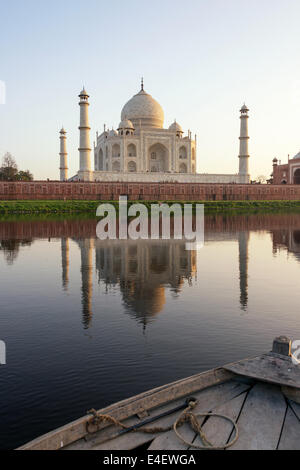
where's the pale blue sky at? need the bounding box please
[1,0,300,180]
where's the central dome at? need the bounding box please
[121,88,164,129]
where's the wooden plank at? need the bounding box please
[278,406,300,450]
[90,381,249,451]
[19,368,233,450]
[92,400,187,451]
[67,394,189,451]
[191,392,247,450]
[289,399,300,421]
[224,353,300,389]
[148,381,250,451]
[230,383,287,450]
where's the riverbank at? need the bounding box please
[1,199,300,215]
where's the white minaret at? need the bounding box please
[78,88,92,181]
[59,127,68,182]
[238,104,250,183]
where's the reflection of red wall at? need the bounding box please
[1,214,300,240]
[1,181,300,200]
[0,219,97,240]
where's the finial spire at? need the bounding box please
[141,77,144,91]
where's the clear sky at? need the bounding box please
[1,0,300,180]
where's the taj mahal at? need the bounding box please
[59,81,251,184]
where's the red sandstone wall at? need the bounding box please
[273,165,289,185]
[1,181,300,201]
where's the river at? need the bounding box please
[0,212,300,449]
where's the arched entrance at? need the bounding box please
[128,161,137,172]
[148,143,168,172]
[112,144,120,158]
[112,161,120,172]
[294,169,300,184]
[179,146,187,159]
[98,149,104,170]
[128,144,137,158]
[179,163,187,173]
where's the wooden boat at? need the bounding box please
[18,336,300,451]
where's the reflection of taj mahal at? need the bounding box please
[68,238,198,329]
[60,81,251,184]
[95,240,197,328]
[60,233,250,329]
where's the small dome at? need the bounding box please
[79,88,89,97]
[169,121,183,133]
[108,129,118,137]
[118,119,134,130]
[273,157,278,162]
[121,87,164,129]
[60,127,66,134]
[293,151,300,160]
[240,104,249,113]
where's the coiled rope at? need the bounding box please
[173,400,239,450]
[87,398,239,450]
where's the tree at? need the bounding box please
[0,153,33,181]
[256,175,267,184]
[15,170,33,181]
[0,153,18,181]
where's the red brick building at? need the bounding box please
[272,152,300,185]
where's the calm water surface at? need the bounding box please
[1,213,300,449]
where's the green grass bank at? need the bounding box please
[1,199,300,215]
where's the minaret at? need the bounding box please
[78,88,92,181]
[238,104,250,183]
[59,128,68,181]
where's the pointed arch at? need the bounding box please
[112,161,120,172]
[179,146,187,160]
[98,148,104,171]
[112,144,121,159]
[128,143,137,158]
[294,169,300,184]
[128,161,137,172]
[179,163,187,173]
[148,143,168,172]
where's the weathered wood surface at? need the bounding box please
[68,395,188,451]
[19,367,233,450]
[224,353,300,389]
[92,397,191,451]
[289,399,300,421]
[148,381,250,451]
[192,392,247,450]
[230,383,286,450]
[281,385,300,404]
[278,406,300,450]
[70,380,249,451]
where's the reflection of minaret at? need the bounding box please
[239,231,249,311]
[61,238,70,291]
[79,238,94,329]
